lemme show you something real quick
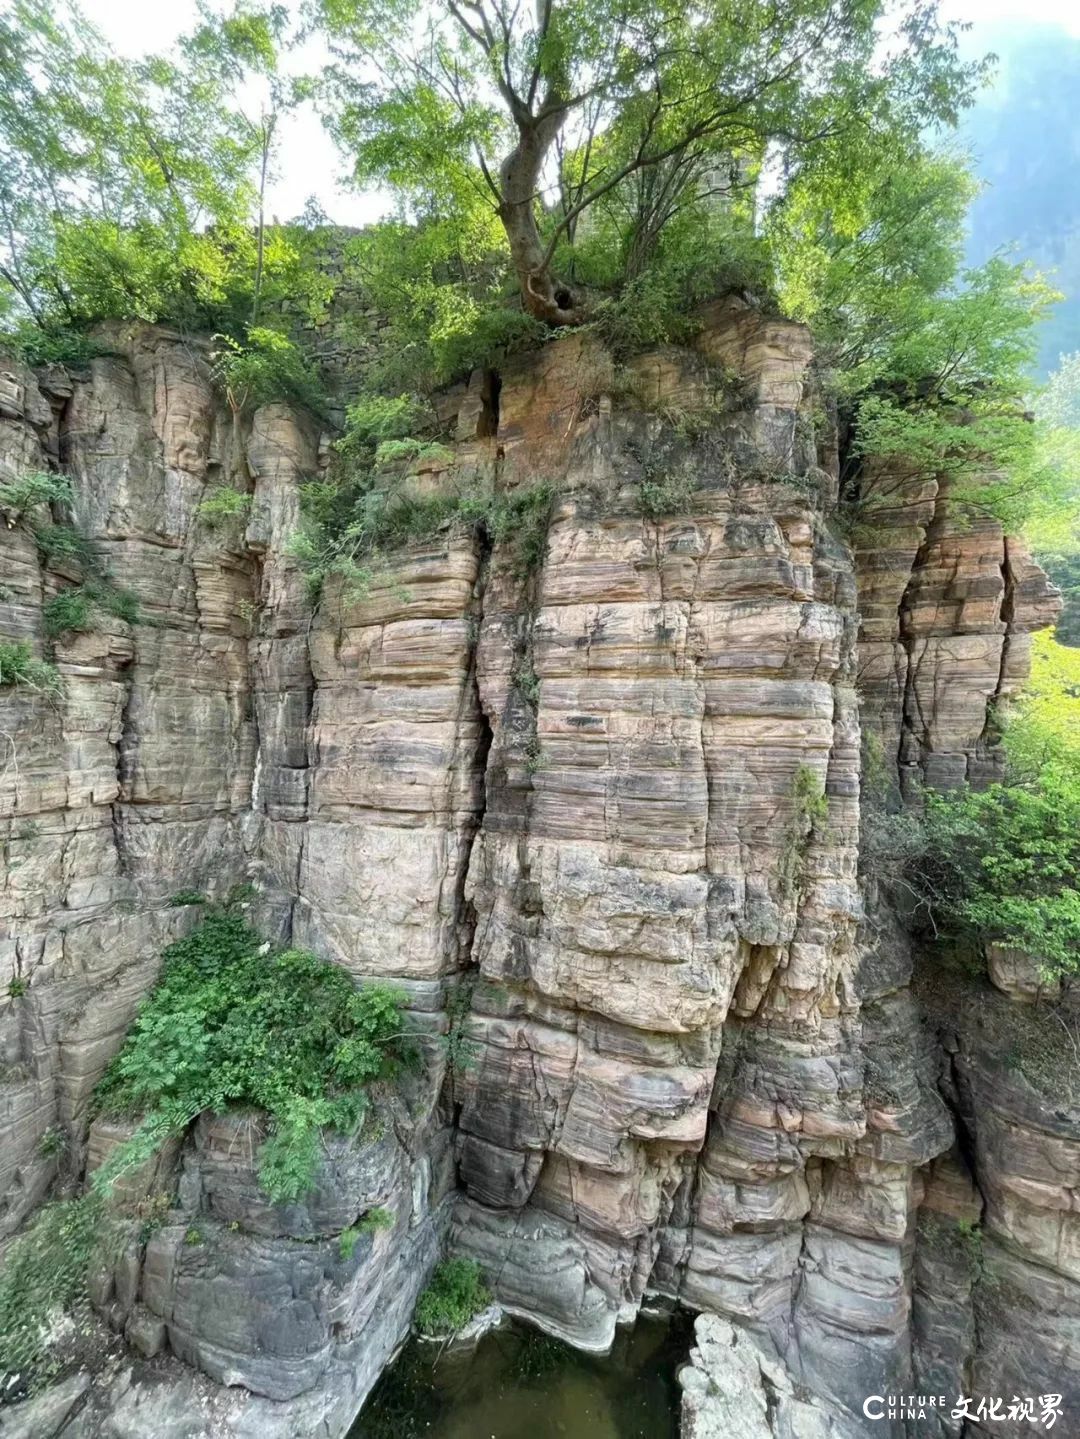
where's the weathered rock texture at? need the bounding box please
[0,300,1071,1438]
[0,327,450,1437]
[680,1312,863,1439]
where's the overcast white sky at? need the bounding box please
[79,0,1080,227]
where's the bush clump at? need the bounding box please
[0,640,60,696]
[0,470,74,519]
[197,485,252,528]
[95,907,413,1203]
[1,322,104,369]
[413,1258,490,1337]
[291,467,554,603]
[211,328,327,419]
[44,579,139,638]
[914,634,1080,977]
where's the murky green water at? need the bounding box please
[350,1314,690,1439]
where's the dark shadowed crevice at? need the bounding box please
[477,369,502,438]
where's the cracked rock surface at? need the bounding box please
[0,302,1070,1437]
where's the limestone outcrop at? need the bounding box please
[0,301,1070,1438]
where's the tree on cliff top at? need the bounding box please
[313,0,984,325]
[0,0,287,338]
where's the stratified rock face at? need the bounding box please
[0,301,1070,1439]
[853,462,1060,797]
[1,330,256,1243]
[850,446,1077,1439]
[0,328,449,1437]
[447,311,886,1391]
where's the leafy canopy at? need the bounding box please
[768,130,1070,533]
[0,0,314,342]
[314,0,983,323]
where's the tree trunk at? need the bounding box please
[251,113,275,328]
[498,118,586,327]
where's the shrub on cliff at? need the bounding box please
[0,470,73,520]
[95,907,413,1202]
[210,328,328,419]
[916,634,1080,976]
[0,904,414,1390]
[289,386,555,605]
[413,1258,490,1338]
[44,579,139,638]
[0,640,61,697]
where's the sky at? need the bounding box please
[79,0,1080,228]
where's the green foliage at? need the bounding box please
[31,523,100,569]
[0,641,60,697]
[338,1225,362,1261]
[374,438,454,469]
[769,135,1066,532]
[1040,351,1080,431]
[0,469,73,519]
[445,976,479,1080]
[169,889,208,907]
[0,1192,104,1386]
[638,470,695,519]
[95,908,413,1203]
[592,207,772,358]
[33,506,139,637]
[1040,550,1080,648]
[339,393,428,450]
[779,764,828,897]
[211,328,327,417]
[339,1206,394,1257]
[197,485,253,528]
[1,467,137,645]
[1,321,104,368]
[317,0,980,324]
[38,1126,68,1159]
[290,443,553,602]
[44,579,138,638]
[7,976,28,998]
[917,634,1080,976]
[0,0,288,338]
[339,221,545,389]
[792,765,829,827]
[413,1258,490,1337]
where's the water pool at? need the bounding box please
[350,1313,690,1439]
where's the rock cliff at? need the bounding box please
[0,302,1072,1438]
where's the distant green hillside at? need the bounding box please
[961,23,1080,378]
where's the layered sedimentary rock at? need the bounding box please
[0,299,1071,1439]
[853,460,1059,797]
[849,431,1076,1439]
[0,329,449,1437]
